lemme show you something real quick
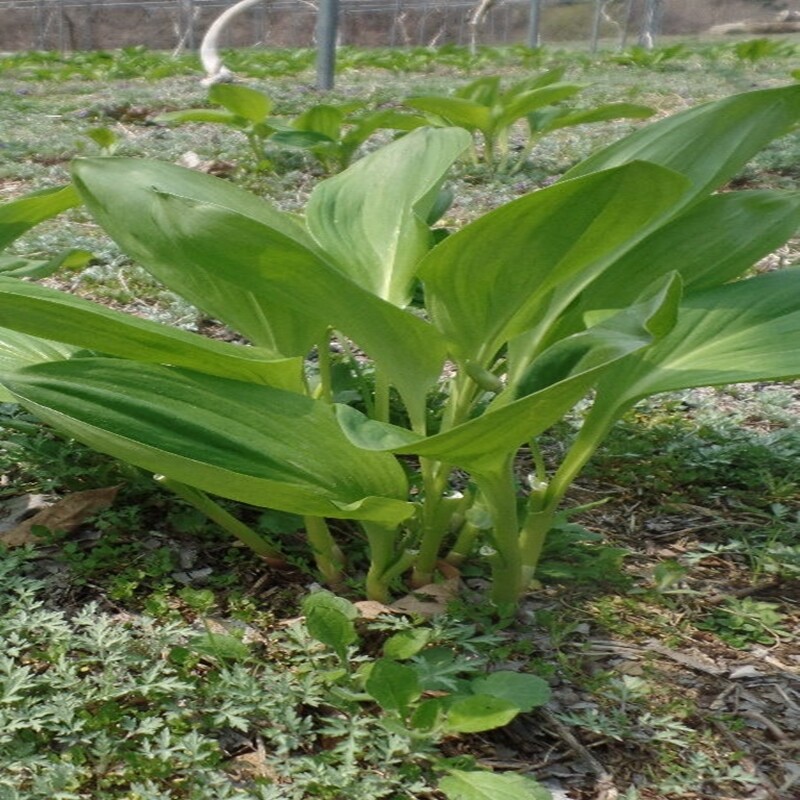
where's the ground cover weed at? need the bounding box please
[0,84,799,612]
[0,546,550,799]
[697,596,792,649]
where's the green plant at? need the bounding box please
[733,38,797,64]
[609,44,688,69]
[0,184,91,281]
[158,84,424,173]
[697,597,791,649]
[300,590,551,799]
[85,125,121,155]
[269,102,426,173]
[403,69,653,169]
[157,82,276,167]
[0,546,548,799]
[1,85,800,610]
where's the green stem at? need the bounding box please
[363,521,407,603]
[339,338,374,417]
[412,461,457,587]
[315,334,333,404]
[246,130,266,163]
[304,516,345,586]
[529,437,547,484]
[509,131,540,175]
[445,520,482,566]
[439,370,482,434]
[482,132,495,167]
[473,457,523,608]
[519,401,624,577]
[154,475,285,564]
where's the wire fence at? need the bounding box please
[0,0,786,53]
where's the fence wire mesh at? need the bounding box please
[0,0,788,53]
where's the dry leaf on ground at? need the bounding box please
[390,564,462,617]
[0,486,120,547]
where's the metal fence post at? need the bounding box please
[527,0,541,48]
[590,0,602,53]
[316,0,339,91]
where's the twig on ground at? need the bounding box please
[538,706,618,799]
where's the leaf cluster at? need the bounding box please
[1,83,799,612]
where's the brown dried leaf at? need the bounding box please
[390,575,461,617]
[228,739,279,782]
[353,600,398,620]
[1,486,120,547]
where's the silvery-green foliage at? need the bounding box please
[0,549,473,799]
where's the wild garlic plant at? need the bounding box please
[0,84,799,609]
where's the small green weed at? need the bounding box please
[697,597,791,649]
[0,548,552,800]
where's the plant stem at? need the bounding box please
[473,458,523,607]
[304,516,345,586]
[315,334,333,404]
[519,401,623,577]
[529,437,547,484]
[445,519,481,566]
[363,521,408,603]
[412,460,457,587]
[339,338,375,418]
[154,475,285,564]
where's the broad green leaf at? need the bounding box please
[494,84,584,131]
[269,130,333,149]
[0,328,77,402]
[156,108,241,126]
[114,188,446,418]
[72,157,448,416]
[409,697,443,730]
[303,590,358,620]
[564,84,800,203]
[403,96,491,133]
[0,184,81,251]
[71,157,322,356]
[338,273,681,473]
[0,277,305,392]
[420,161,688,363]
[504,69,568,100]
[573,190,800,316]
[361,109,429,133]
[187,633,250,662]
[470,672,551,712]
[303,591,358,662]
[528,102,654,134]
[86,127,119,151]
[292,104,344,139]
[444,694,518,733]
[597,269,800,408]
[306,126,471,306]
[365,659,421,714]
[455,76,501,106]
[209,83,271,122]
[1,359,413,525]
[0,248,92,280]
[439,770,551,800]
[383,628,432,660]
